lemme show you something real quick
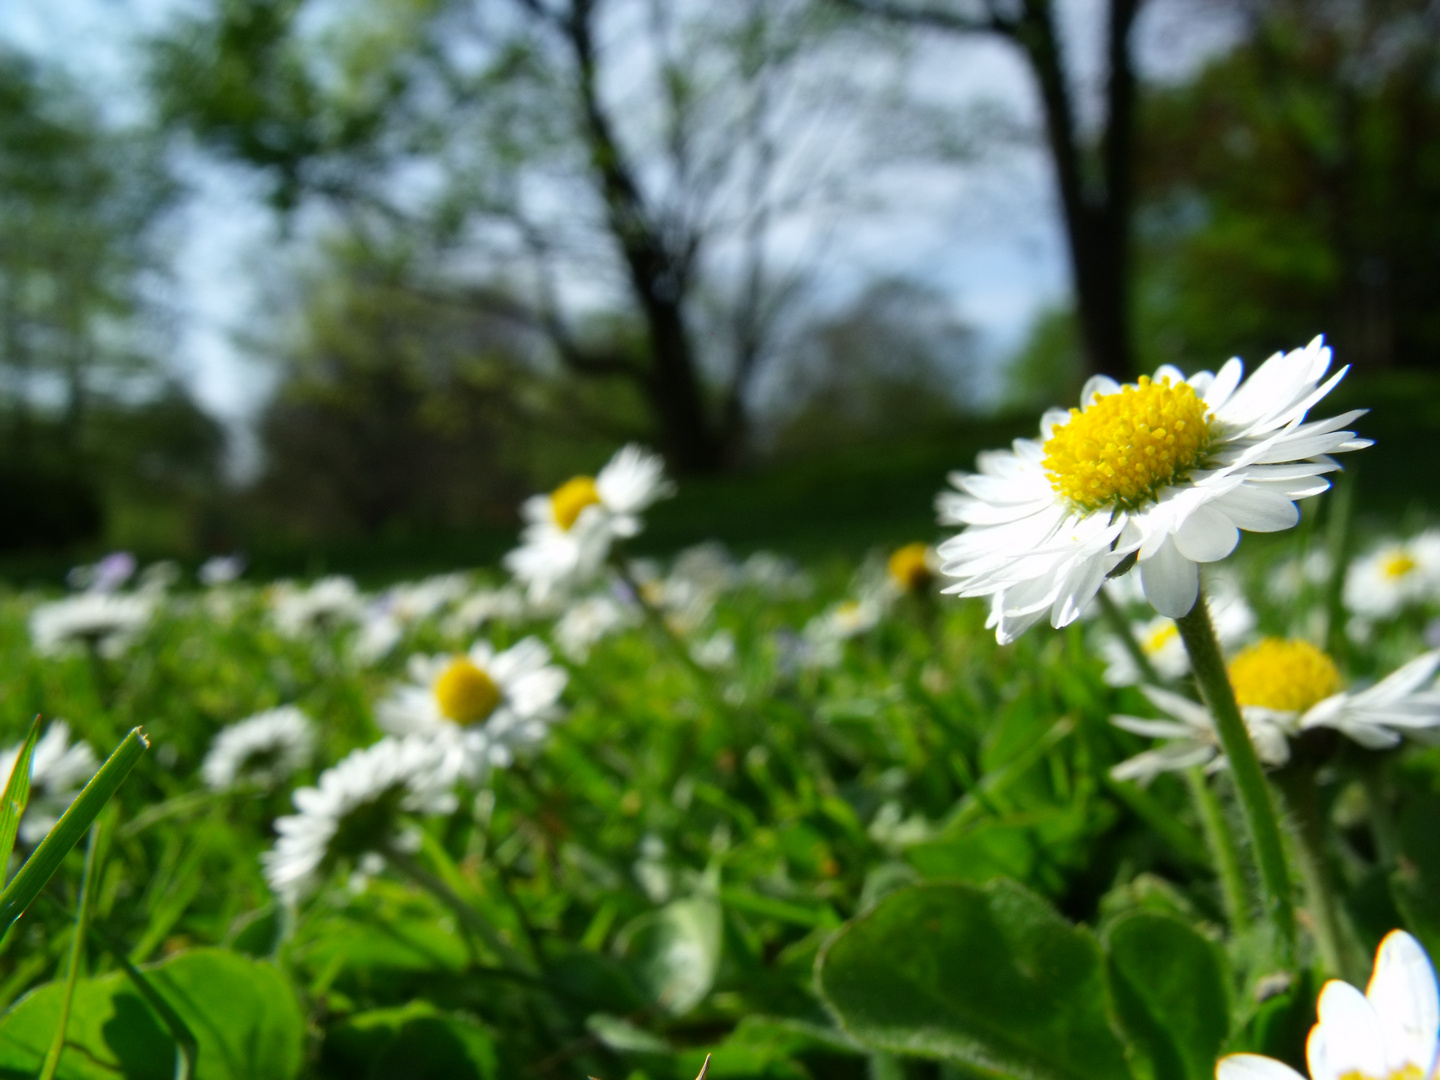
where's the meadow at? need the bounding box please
[1,360,1439,1080]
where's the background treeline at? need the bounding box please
[3,0,1439,571]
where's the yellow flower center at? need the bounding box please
[551,475,602,531]
[1143,622,1179,655]
[1338,1067,1425,1080]
[1043,376,1214,512]
[433,657,501,725]
[888,543,933,592]
[1382,552,1419,580]
[1227,638,1342,714]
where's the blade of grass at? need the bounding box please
[0,716,42,874]
[89,924,198,1080]
[38,819,102,1080]
[0,726,148,935]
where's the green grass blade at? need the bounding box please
[89,924,199,1080]
[0,726,148,935]
[0,716,42,874]
[38,820,103,1080]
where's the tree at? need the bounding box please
[834,0,1143,382]
[152,0,886,474]
[1136,0,1440,374]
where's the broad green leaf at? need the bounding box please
[0,717,40,875]
[0,948,304,1080]
[0,727,148,936]
[322,1003,499,1080]
[1104,913,1230,1080]
[615,895,722,1016]
[816,880,1134,1080]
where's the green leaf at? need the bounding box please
[0,948,304,1080]
[816,880,1134,1080]
[1104,913,1230,1080]
[0,727,148,936]
[615,895,722,1016]
[322,1003,499,1080]
[0,718,41,879]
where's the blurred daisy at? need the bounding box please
[690,629,736,670]
[443,586,526,638]
[739,551,812,598]
[938,337,1368,643]
[198,553,246,587]
[554,593,639,661]
[376,637,568,780]
[29,591,156,658]
[262,735,456,903]
[801,596,885,668]
[887,543,937,595]
[1217,929,1438,1080]
[202,706,316,792]
[0,721,98,844]
[270,576,365,638]
[1100,588,1255,686]
[1344,530,1440,619]
[505,445,673,604]
[67,551,136,593]
[1111,640,1440,780]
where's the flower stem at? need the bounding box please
[1175,589,1297,967]
[1273,763,1358,982]
[1184,767,1252,935]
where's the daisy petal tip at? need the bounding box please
[1216,1053,1307,1080]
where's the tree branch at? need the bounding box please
[830,0,1017,35]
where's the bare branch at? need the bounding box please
[830,0,1017,35]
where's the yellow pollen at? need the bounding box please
[551,475,601,531]
[1143,622,1179,655]
[433,656,501,726]
[1382,552,1419,580]
[888,543,933,592]
[1338,1068,1424,1080]
[1227,638,1342,714]
[1042,376,1214,512]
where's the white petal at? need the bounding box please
[1367,930,1440,1074]
[1216,1054,1307,1080]
[1211,486,1301,533]
[1309,980,1389,1080]
[1141,537,1200,618]
[1174,505,1240,563]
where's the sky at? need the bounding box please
[0,0,1235,475]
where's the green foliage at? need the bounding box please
[0,718,40,872]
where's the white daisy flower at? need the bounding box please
[202,706,316,792]
[269,576,365,638]
[690,630,737,670]
[1344,530,1440,619]
[67,551,136,593]
[1100,588,1255,686]
[1218,929,1438,1080]
[376,637,568,781]
[1111,640,1440,780]
[887,543,939,596]
[351,608,403,665]
[554,593,639,661]
[29,591,156,658]
[739,552,812,598]
[504,445,673,604]
[0,721,98,845]
[262,735,457,903]
[442,586,527,638]
[937,337,1369,643]
[198,553,246,587]
[800,596,886,668]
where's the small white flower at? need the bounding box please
[198,554,246,587]
[1344,531,1440,619]
[442,586,527,638]
[505,445,673,604]
[691,630,736,670]
[739,552,812,597]
[1100,588,1254,686]
[262,736,457,903]
[800,596,885,668]
[376,637,568,781]
[351,609,403,665]
[269,576,365,638]
[1109,685,1292,783]
[938,337,1368,643]
[67,552,136,593]
[1267,549,1334,604]
[29,592,156,658]
[554,593,639,661]
[202,706,316,792]
[0,721,98,844]
[1218,930,1438,1080]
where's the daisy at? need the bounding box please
[269,576,365,638]
[67,551,136,593]
[376,637,568,781]
[1100,587,1255,686]
[1217,929,1438,1080]
[1111,640,1440,779]
[29,591,156,659]
[801,596,885,668]
[198,554,245,587]
[442,586,527,638]
[202,706,316,792]
[505,445,673,604]
[554,593,639,661]
[262,735,456,903]
[1344,531,1440,619]
[0,721,98,845]
[937,337,1369,643]
[887,543,938,595]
